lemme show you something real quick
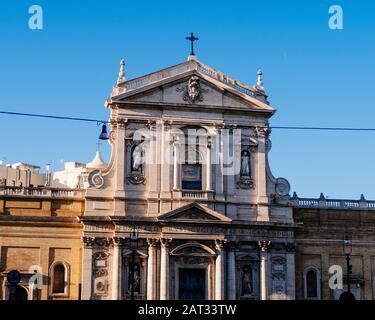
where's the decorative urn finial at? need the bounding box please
[255,68,265,92]
[117,59,125,84]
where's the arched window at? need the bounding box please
[49,261,70,297]
[306,270,317,297]
[53,264,65,294]
[303,267,321,299]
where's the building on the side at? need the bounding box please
[51,162,86,189]
[0,151,106,190]
[0,54,374,300]
[0,162,45,188]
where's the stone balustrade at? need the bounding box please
[0,186,84,199]
[181,190,211,199]
[292,192,375,210]
[4,186,375,211]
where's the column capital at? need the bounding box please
[286,242,296,253]
[172,134,180,145]
[82,236,95,248]
[215,239,227,251]
[147,238,159,247]
[255,126,271,138]
[227,240,238,251]
[258,240,271,253]
[160,238,172,248]
[90,237,114,247]
[113,237,125,246]
[207,136,212,148]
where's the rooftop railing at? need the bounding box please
[112,59,263,100]
[291,192,375,210]
[0,186,84,199]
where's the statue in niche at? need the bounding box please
[240,150,251,177]
[131,144,144,173]
[128,262,141,293]
[241,265,253,295]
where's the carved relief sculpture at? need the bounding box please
[188,76,201,102]
[176,76,208,103]
[92,251,109,297]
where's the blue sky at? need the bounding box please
[1,0,375,199]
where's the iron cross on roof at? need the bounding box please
[186,32,199,56]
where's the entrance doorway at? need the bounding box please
[178,268,206,300]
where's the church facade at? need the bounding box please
[1,54,375,300]
[81,55,295,300]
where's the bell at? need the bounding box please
[99,124,109,140]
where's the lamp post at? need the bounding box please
[129,225,138,300]
[340,232,355,300]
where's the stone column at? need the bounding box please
[214,128,224,200]
[227,242,237,300]
[256,127,270,222]
[215,240,226,300]
[81,236,95,300]
[115,121,127,191]
[160,238,171,300]
[321,253,330,300]
[112,237,123,300]
[258,240,271,300]
[206,137,212,191]
[148,121,160,198]
[147,239,158,300]
[113,120,127,214]
[286,243,296,300]
[160,122,172,199]
[173,139,180,190]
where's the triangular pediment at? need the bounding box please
[110,58,274,113]
[158,202,232,222]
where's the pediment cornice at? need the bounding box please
[158,202,232,223]
[109,58,274,112]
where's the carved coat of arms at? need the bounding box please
[177,76,207,103]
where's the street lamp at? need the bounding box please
[129,225,138,300]
[340,232,355,300]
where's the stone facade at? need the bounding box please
[0,190,84,300]
[0,56,374,300]
[293,194,375,300]
[80,55,295,300]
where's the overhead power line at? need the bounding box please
[1,110,375,132]
[0,111,107,124]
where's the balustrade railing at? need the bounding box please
[293,193,375,210]
[0,186,84,199]
[181,190,211,199]
[113,59,260,100]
